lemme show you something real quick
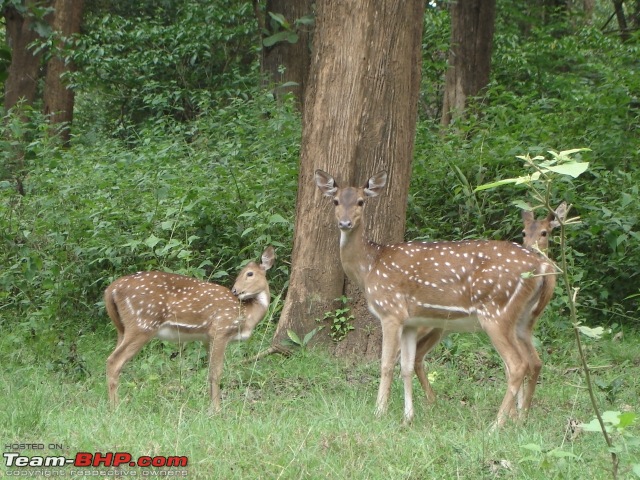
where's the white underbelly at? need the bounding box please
[155,326,209,343]
[405,315,482,333]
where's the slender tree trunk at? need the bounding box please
[3,1,44,112]
[611,0,630,42]
[441,0,496,127]
[583,0,595,24]
[259,0,313,110]
[43,0,84,145]
[272,0,424,359]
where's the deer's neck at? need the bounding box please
[235,290,270,341]
[339,223,380,290]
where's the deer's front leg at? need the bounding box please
[207,337,229,413]
[376,319,401,417]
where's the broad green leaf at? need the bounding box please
[548,448,578,459]
[520,443,543,452]
[474,178,519,192]
[580,418,609,432]
[557,147,591,157]
[576,324,604,339]
[211,270,228,279]
[617,411,636,428]
[269,213,289,224]
[295,15,315,26]
[512,199,532,210]
[268,12,289,28]
[287,329,301,345]
[543,162,589,178]
[263,31,294,47]
[601,411,622,425]
[145,234,161,249]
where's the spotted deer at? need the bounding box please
[412,202,567,412]
[315,170,556,428]
[522,202,568,253]
[105,246,275,409]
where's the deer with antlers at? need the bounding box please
[315,170,557,428]
[104,246,275,409]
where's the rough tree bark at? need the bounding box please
[271,0,425,359]
[258,0,313,110]
[441,0,496,127]
[3,0,44,112]
[43,0,84,145]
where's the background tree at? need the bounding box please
[441,0,496,126]
[257,0,313,110]
[272,0,425,358]
[3,0,49,111]
[42,0,84,144]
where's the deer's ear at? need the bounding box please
[315,170,338,197]
[364,171,387,197]
[549,201,568,229]
[521,209,534,224]
[260,246,275,271]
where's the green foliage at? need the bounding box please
[519,442,579,477]
[262,12,314,48]
[283,326,323,349]
[317,296,355,342]
[581,411,640,478]
[70,0,260,135]
[0,103,57,189]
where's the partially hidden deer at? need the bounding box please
[315,170,556,428]
[521,202,568,253]
[105,246,275,409]
[411,202,568,414]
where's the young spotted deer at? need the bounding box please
[315,170,556,428]
[105,246,275,409]
[412,202,567,412]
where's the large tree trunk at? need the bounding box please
[3,1,44,112]
[43,0,84,145]
[441,0,496,126]
[259,0,313,110]
[272,0,424,359]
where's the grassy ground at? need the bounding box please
[1,321,639,479]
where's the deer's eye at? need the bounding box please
[541,231,548,237]
[247,271,254,277]
[522,230,527,237]
[333,199,339,206]
[357,199,364,207]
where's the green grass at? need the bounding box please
[2,322,639,479]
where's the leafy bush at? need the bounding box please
[71,0,260,136]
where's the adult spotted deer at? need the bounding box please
[315,170,556,428]
[412,202,567,413]
[105,246,275,409]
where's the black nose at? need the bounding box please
[339,220,352,229]
[232,288,239,296]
